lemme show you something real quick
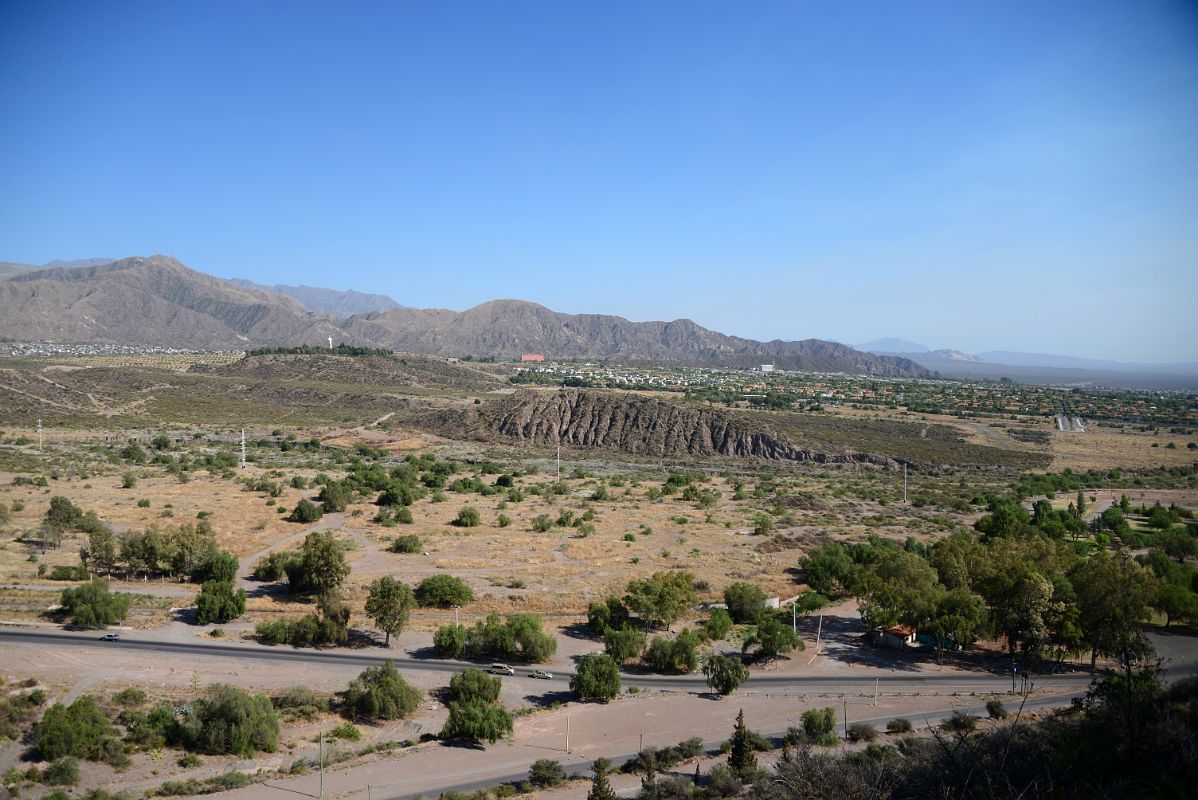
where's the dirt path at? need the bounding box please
[235,513,346,587]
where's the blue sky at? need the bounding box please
[1,1,1196,361]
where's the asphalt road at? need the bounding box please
[370,692,1085,800]
[0,627,1093,694]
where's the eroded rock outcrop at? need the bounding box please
[450,389,896,467]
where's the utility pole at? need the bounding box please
[239,428,246,469]
[874,678,879,706]
[556,442,561,483]
[842,698,848,739]
[566,716,570,753]
[814,614,823,653]
[319,731,324,799]
[791,601,796,635]
[902,463,908,504]
[36,419,43,452]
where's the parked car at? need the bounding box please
[529,669,552,680]
[101,633,121,641]
[489,663,515,676]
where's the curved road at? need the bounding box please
[0,628,1089,694]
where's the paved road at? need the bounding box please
[295,693,1090,800]
[0,628,1091,694]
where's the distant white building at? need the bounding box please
[760,364,775,373]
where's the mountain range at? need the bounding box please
[227,278,402,317]
[859,338,1198,389]
[0,255,927,376]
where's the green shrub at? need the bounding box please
[33,696,117,761]
[389,534,422,554]
[195,580,247,625]
[604,626,647,663]
[343,662,421,721]
[986,699,1009,719]
[251,550,295,581]
[176,685,279,756]
[941,711,977,734]
[43,757,79,786]
[528,758,566,788]
[449,668,502,704]
[886,717,913,734]
[288,498,323,523]
[704,608,733,640]
[329,722,361,741]
[800,707,838,746]
[440,699,513,744]
[723,582,768,624]
[571,653,620,702]
[415,574,473,607]
[644,629,701,673]
[58,581,130,628]
[114,687,147,706]
[433,624,467,658]
[48,564,89,581]
[452,506,481,527]
[847,722,878,742]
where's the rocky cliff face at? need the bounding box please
[451,389,896,466]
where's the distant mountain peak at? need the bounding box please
[228,278,402,317]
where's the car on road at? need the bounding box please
[101,633,121,641]
[489,663,515,676]
[529,669,552,680]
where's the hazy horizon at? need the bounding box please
[2,1,1196,362]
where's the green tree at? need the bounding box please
[195,580,247,624]
[624,570,697,630]
[1155,583,1198,627]
[365,576,415,645]
[727,709,757,777]
[1071,552,1157,669]
[44,496,84,531]
[587,768,618,800]
[80,527,118,575]
[704,607,734,640]
[645,629,702,673]
[571,653,621,701]
[33,696,117,761]
[59,581,130,627]
[317,481,352,512]
[448,668,502,704]
[190,549,238,583]
[177,685,278,756]
[800,706,838,746]
[800,543,859,598]
[604,625,647,664]
[742,614,801,660]
[440,699,513,743]
[285,530,349,596]
[702,654,748,695]
[433,624,467,657]
[926,587,987,664]
[415,574,474,607]
[343,661,421,721]
[723,582,768,624]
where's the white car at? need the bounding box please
[101,633,121,641]
[529,669,552,680]
[489,663,515,676]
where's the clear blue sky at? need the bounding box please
[2,1,1196,361]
